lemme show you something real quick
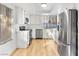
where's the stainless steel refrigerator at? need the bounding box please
[58,9,78,56]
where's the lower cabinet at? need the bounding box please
[17,31,30,48]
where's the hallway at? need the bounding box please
[11,39,59,56]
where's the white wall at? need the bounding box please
[0,3,17,55]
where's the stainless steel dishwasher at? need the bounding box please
[36,29,43,39]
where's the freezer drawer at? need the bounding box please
[58,45,70,56]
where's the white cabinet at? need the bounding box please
[43,29,49,38]
[17,31,30,48]
[43,29,59,39]
[16,7,24,25]
[30,15,42,24]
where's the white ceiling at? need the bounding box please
[12,3,75,15]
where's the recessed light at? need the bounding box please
[41,3,47,8]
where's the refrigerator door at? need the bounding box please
[58,11,70,56]
[58,11,68,45]
[69,9,78,56]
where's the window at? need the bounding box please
[0,4,12,45]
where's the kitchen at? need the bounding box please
[0,3,78,56]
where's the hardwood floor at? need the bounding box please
[11,39,60,56]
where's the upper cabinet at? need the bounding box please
[30,15,49,24]
[30,15,41,24]
[16,7,24,25]
[49,15,57,24]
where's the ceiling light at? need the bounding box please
[41,3,47,8]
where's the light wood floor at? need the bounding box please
[11,39,60,56]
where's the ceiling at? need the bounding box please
[12,3,75,15]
